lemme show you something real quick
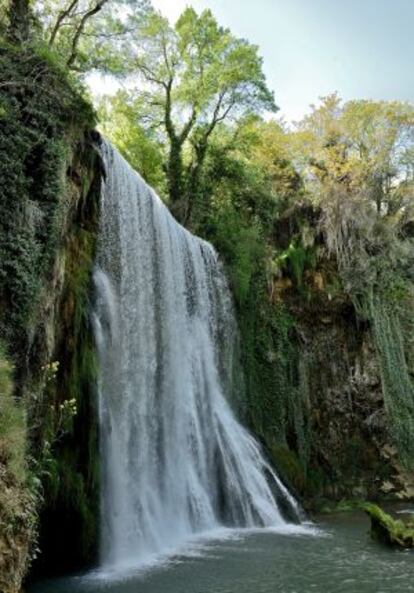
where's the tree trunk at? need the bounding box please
[7,0,31,43]
[184,140,208,226]
[167,140,186,222]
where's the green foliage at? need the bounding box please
[288,95,414,470]
[0,345,26,483]
[0,348,37,589]
[0,0,141,69]
[276,242,316,289]
[98,6,276,221]
[98,93,166,195]
[369,295,414,468]
[0,42,95,347]
[210,207,265,305]
[239,289,311,476]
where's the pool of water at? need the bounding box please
[29,512,414,593]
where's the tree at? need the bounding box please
[291,94,414,218]
[0,0,149,69]
[103,7,276,223]
[285,95,414,284]
[45,0,110,67]
[34,0,137,68]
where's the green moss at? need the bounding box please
[0,344,26,483]
[270,446,306,492]
[37,173,101,571]
[239,288,312,487]
[362,502,414,548]
[210,206,265,306]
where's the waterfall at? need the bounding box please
[92,141,301,569]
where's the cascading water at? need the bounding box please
[93,141,301,570]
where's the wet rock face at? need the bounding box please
[28,140,102,579]
[250,182,413,503]
[270,264,411,505]
[300,308,386,500]
[0,135,102,591]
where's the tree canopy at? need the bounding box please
[100,6,276,222]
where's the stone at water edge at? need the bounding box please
[362,503,414,548]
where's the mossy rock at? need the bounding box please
[271,446,306,493]
[362,503,414,548]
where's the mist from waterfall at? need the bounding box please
[92,141,301,569]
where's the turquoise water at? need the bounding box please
[29,512,414,593]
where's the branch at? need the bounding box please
[209,101,234,131]
[201,91,236,143]
[66,0,109,68]
[164,78,177,143]
[82,27,134,39]
[178,105,198,145]
[136,61,167,87]
[160,28,172,77]
[49,0,79,47]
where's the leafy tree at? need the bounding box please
[42,0,111,67]
[286,95,414,292]
[1,0,149,69]
[101,6,276,223]
[37,0,151,68]
[291,94,414,217]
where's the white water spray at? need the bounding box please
[93,142,301,569]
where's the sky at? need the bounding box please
[151,0,414,122]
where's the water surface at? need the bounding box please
[30,512,414,593]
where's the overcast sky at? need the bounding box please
[152,0,414,122]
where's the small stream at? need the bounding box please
[29,511,414,593]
